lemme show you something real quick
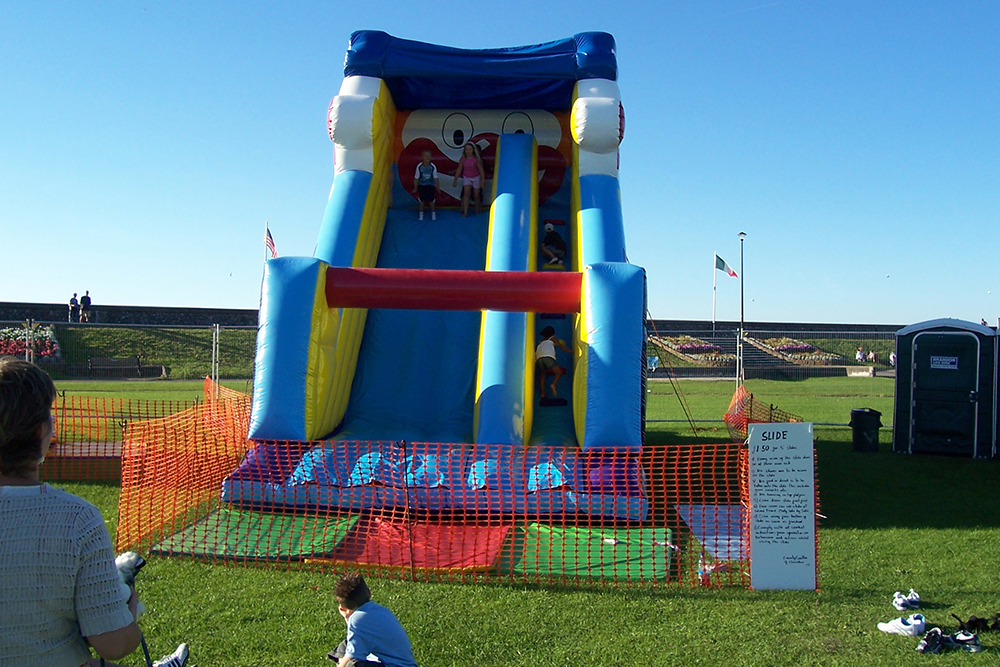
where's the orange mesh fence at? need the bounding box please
[724,384,803,441]
[105,383,818,588]
[43,395,196,482]
[116,380,252,552]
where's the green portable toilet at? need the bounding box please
[893,318,996,458]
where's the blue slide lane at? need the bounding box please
[329,135,579,450]
[334,208,489,443]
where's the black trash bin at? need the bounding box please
[850,408,882,452]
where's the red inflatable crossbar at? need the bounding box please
[325,267,582,312]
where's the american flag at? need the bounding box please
[264,226,277,259]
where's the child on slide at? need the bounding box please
[541,223,567,266]
[411,149,439,221]
[535,326,572,399]
[452,142,485,217]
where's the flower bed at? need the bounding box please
[759,337,840,364]
[654,335,735,365]
[0,326,61,360]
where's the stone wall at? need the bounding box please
[0,302,258,326]
[1,301,908,333]
[649,319,904,334]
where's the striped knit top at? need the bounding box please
[0,483,134,667]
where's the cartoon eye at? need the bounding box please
[502,112,534,135]
[442,113,474,149]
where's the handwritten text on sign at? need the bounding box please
[749,422,816,590]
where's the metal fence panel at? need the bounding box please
[4,319,897,386]
[0,321,257,381]
[647,328,898,381]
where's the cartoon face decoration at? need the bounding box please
[398,109,569,206]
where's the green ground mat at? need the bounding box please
[150,508,359,561]
[498,523,673,580]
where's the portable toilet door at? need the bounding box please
[897,319,996,458]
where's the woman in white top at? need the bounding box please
[0,357,186,667]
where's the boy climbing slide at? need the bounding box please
[535,326,572,399]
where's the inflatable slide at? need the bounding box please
[226,31,648,521]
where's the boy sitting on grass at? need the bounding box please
[328,573,417,667]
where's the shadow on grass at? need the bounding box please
[816,439,1000,530]
[646,425,1000,530]
[645,427,733,446]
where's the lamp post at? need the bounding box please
[738,231,747,385]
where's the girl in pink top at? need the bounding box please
[452,142,486,217]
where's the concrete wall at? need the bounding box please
[1,301,906,333]
[649,319,904,334]
[0,302,258,326]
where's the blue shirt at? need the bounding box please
[414,162,439,186]
[345,601,417,667]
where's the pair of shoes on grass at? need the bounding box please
[153,643,190,667]
[892,588,920,611]
[916,628,982,654]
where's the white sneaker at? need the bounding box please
[153,643,189,667]
[418,211,424,220]
[904,588,920,609]
[431,211,436,220]
[878,614,925,636]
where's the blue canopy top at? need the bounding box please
[344,30,617,111]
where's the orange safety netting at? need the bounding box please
[43,395,197,482]
[48,380,819,589]
[723,384,803,441]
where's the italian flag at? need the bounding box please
[715,254,737,277]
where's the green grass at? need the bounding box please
[51,325,256,380]
[54,379,253,403]
[58,378,1000,666]
[646,376,894,445]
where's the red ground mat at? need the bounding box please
[323,516,513,572]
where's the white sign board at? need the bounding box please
[748,422,816,590]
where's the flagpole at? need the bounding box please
[264,220,269,263]
[712,254,718,334]
[738,232,747,386]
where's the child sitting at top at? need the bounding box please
[328,573,417,667]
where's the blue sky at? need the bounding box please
[2,1,997,325]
